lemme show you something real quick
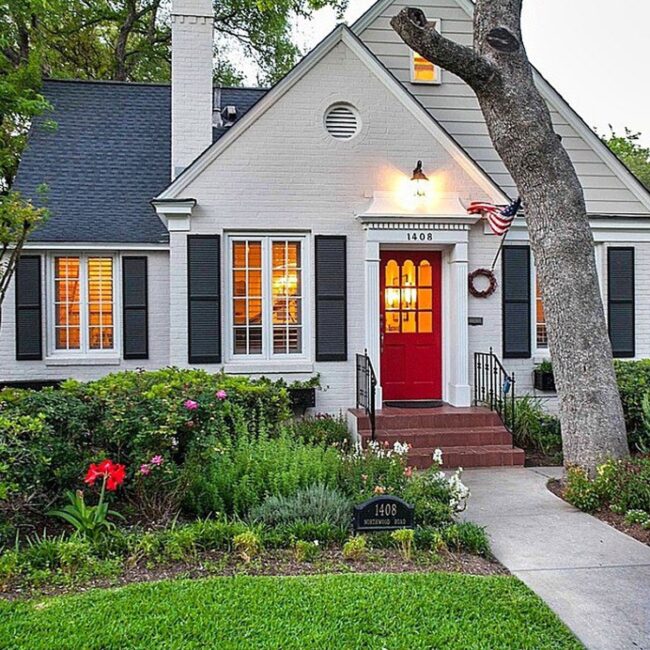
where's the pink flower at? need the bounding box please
[150,455,164,466]
[216,390,228,401]
[140,464,151,476]
[361,474,368,482]
[404,466,414,478]
[184,399,199,411]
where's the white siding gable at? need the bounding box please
[355,0,650,216]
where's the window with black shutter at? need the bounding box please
[188,235,221,364]
[502,246,531,359]
[15,256,43,360]
[122,257,148,359]
[608,247,635,358]
[315,235,347,361]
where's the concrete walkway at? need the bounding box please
[462,466,650,650]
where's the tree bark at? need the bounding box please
[392,2,629,472]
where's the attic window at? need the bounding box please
[410,19,441,84]
[324,103,360,140]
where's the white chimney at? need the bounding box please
[171,0,214,178]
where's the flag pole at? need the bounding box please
[491,230,509,271]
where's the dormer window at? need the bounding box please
[410,19,441,85]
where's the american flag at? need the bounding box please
[467,198,521,236]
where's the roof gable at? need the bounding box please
[157,25,506,203]
[353,0,650,215]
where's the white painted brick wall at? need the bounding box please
[171,0,213,176]
[169,40,496,413]
[0,251,170,382]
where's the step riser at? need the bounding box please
[361,430,513,447]
[356,412,503,432]
[409,449,524,469]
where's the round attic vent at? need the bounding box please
[324,103,360,140]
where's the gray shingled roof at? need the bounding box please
[14,80,267,243]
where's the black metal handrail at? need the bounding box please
[356,350,377,442]
[474,347,516,434]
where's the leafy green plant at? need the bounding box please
[233,530,262,562]
[342,535,367,561]
[249,484,351,529]
[390,528,415,562]
[536,360,553,374]
[49,460,126,541]
[441,522,490,556]
[624,509,650,526]
[292,413,349,447]
[564,467,602,513]
[293,539,320,562]
[505,396,562,458]
[614,359,650,449]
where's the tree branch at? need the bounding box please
[390,7,499,92]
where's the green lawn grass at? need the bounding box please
[0,572,582,650]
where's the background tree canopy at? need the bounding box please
[0,0,348,187]
[601,127,650,191]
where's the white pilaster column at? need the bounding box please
[365,240,382,404]
[448,241,471,406]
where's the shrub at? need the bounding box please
[233,530,262,562]
[564,467,602,512]
[400,463,470,527]
[249,484,352,529]
[594,457,650,513]
[292,414,350,447]
[391,528,415,562]
[294,539,320,562]
[185,428,342,518]
[263,522,348,548]
[614,359,650,450]
[342,535,367,561]
[506,396,562,458]
[441,522,490,556]
[337,440,410,498]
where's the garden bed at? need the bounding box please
[548,478,650,547]
[1,548,506,601]
[0,573,582,649]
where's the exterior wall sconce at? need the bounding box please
[411,160,429,198]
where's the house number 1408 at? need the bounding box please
[375,503,398,517]
[407,232,434,241]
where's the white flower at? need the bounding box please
[313,540,319,546]
[432,448,443,465]
[393,441,410,457]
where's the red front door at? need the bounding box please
[380,251,442,401]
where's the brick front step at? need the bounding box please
[350,407,504,432]
[360,426,512,448]
[349,405,524,469]
[408,445,525,469]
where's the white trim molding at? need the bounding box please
[151,199,196,232]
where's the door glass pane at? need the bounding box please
[418,311,433,334]
[402,312,416,333]
[386,311,400,333]
[419,261,432,287]
[385,260,399,287]
[418,289,432,310]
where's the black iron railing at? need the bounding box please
[474,347,516,433]
[356,350,377,442]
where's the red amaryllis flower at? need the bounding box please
[83,459,126,491]
[106,463,126,491]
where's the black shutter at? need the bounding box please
[188,235,221,364]
[15,256,42,360]
[122,257,149,359]
[315,235,347,361]
[502,246,531,359]
[608,247,635,358]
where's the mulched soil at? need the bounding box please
[547,479,650,547]
[1,549,507,602]
[524,450,563,467]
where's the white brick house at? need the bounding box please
[4,0,650,419]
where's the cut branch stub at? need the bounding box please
[486,27,520,53]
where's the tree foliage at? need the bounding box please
[1,0,349,86]
[601,127,650,191]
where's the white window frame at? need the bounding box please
[410,19,442,85]
[225,234,311,363]
[531,263,548,353]
[46,252,121,358]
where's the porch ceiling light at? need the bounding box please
[411,160,429,198]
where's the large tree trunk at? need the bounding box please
[392,1,629,473]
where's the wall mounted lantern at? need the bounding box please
[411,160,429,198]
